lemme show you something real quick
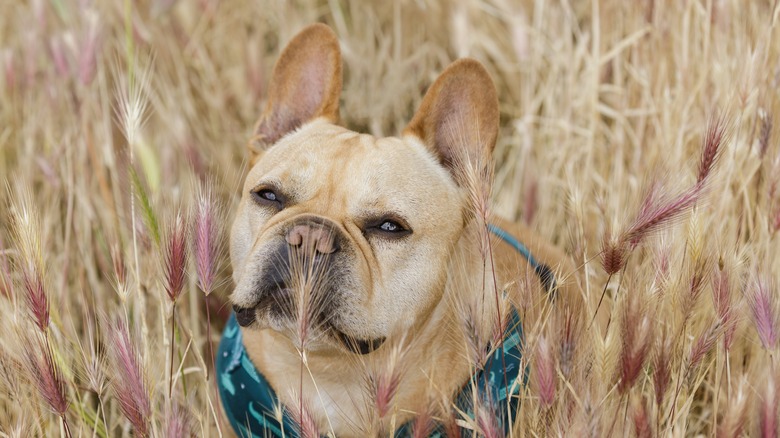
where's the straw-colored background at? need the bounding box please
[1,0,779,436]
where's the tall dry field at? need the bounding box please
[0,0,779,436]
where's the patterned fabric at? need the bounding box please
[217,317,298,437]
[217,224,554,437]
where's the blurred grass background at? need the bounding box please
[1,0,779,436]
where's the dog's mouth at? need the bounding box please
[233,239,386,354]
[232,288,386,356]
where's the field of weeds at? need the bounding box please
[1,0,779,436]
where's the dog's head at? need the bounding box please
[230,24,498,355]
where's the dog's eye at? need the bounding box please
[379,221,401,232]
[251,188,284,209]
[258,190,277,202]
[366,217,411,238]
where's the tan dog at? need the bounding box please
[228,23,579,436]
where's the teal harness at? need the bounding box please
[217,224,555,437]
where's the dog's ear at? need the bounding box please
[248,23,342,160]
[404,59,499,183]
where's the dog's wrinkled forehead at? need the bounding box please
[243,23,498,201]
[244,120,463,224]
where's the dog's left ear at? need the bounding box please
[404,58,499,184]
[249,23,342,160]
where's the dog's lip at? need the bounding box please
[233,283,291,328]
[332,329,386,355]
[234,305,257,327]
[235,278,385,355]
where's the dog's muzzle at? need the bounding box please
[233,216,342,326]
[232,216,386,354]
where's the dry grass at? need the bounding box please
[1,0,780,436]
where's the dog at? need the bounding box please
[218,23,581,437]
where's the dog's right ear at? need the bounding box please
[248,24,342,161]
[403,59,499,185]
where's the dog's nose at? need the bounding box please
[285,222,340,254]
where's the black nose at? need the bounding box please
[233,306,256,327]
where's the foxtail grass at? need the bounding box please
[108,316,151,437]
[2,1,780,436]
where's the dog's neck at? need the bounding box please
[242,221,497,437]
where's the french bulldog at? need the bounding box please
[226,23,580,437]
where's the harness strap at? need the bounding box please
[487,223,557,297]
